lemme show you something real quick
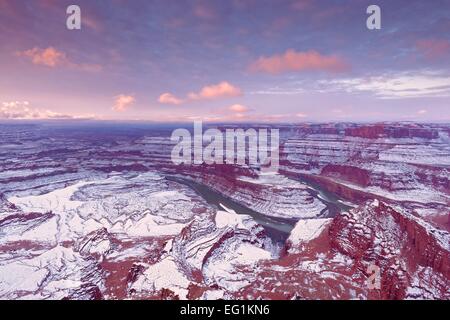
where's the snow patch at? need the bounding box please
[288,218,332,249]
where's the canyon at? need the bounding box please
[0,121,448,299]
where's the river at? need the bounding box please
[166,174,352,245]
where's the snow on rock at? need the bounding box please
[1,171,211,299]
[125,214,187,238]
[237,172,307,190]
[215,204,248,229]
[0,263,49,298]
[74,228,112,259]
[0,246,104,300]
[329,200,450,299]
[183,168,327,219]
[0,212,58,245]
[128,203,273,298]
[287,218,332,253]
[282,123,450,229]
[201,205,272,292]
[5,173,202,242]
[8,181,92,213]
[379,144,450,166]
[201,289,225,300]
[1,123,449,300]
[405,266,450,300]
[130,256,192,299]
[202,241,271,292]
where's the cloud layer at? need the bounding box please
[228,104,248,112]
[2,1,450,122]
[113,95,136,112]
[158,81,242,105]
[321,72,450,99]
[158,93,183,105]
[188,81,242,100]
[1,101,94,120]
[18,47,67,67]
[16,47,102,72]
[250,49,348,74]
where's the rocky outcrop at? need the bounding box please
[74,227,113,259]
[329,200,450,299]
[127,206,273,299]
[389,207,450,277]
[345,125,385,139]
[344,124,438,139]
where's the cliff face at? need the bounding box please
[329,200,450,299]
[344,124,439,139]
[213,200,449,300]
[178,165,327,219]
[282,123,450,232]
[389,208,450,277]
[345,125,386,139]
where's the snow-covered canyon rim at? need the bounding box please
[0,122,448,300]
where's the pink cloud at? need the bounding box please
[18,47,67,67]
[1,101,95,120]
[416,39,450,59]
[16,47,102,72]
[159,81,242,105]
[158,93,183,105]
[113,95,135,112]
[249,49,349,74]
[228,104,248,112]
[188,81,242,100]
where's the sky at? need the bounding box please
[1,0,450,122]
